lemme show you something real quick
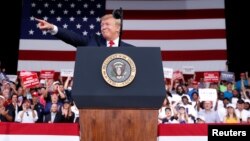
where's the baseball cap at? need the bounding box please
[53,81,60,85]
[0,95,5,100]
[192,81,198,85]
[226,103,235,108]
[32,92,39,97]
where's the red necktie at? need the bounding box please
[109,40,115,47]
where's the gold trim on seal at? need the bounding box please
[102,53,136,87]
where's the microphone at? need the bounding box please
[112,7,123,47]
[112,7,123,19]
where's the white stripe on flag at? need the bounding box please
[106,0,224,10]
[19,39,227,51]
[124,19,225,30]
[17,60,226,72]
[0,135,79,141]
[162,60,227,72]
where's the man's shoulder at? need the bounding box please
[120,41,135,47]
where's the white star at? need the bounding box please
[31,3,36,7]
[58,3,62,8]
[64,10,68,14]
[44,3,49,8]
[78,0,82,1]
[69,17,75,22]
[50,9,55,14]
[29,30,34,35]
[37,9,42,14]
[96,4,101,8]
[89,24,95,29]
[43,16,48,21]
[30,16,35,21]
[70,3,75,8]
[96,32,101,36]
[82,31,88,36]
[56,17,62,21]
[83,3,88,8]
[42,31,47,35]
[64,0,68,1]
[76,10,81,15]
[63,24,68,29]
[96,17,101,22]
[76,23,81,29]
[83,16,88,22]
[90,10,95,15]
[90,0,95,2]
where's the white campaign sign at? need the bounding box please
[163,67,173,79]
[182,66,195,74]
[199,88,217,108]
[61,69,74,77]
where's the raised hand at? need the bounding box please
[35,18,54,31]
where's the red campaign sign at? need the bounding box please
[204,72,219,83]
[21,73,39,88]
[19,71,36,77]
[40,70,55,79]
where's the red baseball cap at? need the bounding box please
[32,92,39,97]
[192,81,198,85]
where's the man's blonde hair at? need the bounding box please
[101,14,121,26]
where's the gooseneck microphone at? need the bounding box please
[112,7,123,47]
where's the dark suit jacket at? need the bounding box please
[55,27,134,47]
[44,112,63,123]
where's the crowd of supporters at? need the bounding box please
[1,67,250,125]
[158,72,250,124]
[0,68,79,123]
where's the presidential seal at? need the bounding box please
[102,53,136,87]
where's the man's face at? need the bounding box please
[101,18,120,40]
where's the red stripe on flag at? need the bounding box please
[0,123,79,135]
[161,50,227,61]
[19,50,226,61]
[107,9,225,19]
[158,124,208,136]
[122,30,225,39]
[19,50,76,61]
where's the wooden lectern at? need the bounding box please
[72,47,165,141]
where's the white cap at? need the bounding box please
[226,103,235,109]
[244,99,250,104]
[0,95,5,100]
[52,81,60,85]
[178,104,185,109]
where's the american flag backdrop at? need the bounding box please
[18,0,227,77]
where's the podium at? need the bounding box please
[72,47,165,141]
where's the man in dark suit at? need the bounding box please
[35,14,134,47]
[44,103,62,123]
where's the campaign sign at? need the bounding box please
[61,69,74,77]
[204,72,219,83]
[182,66,195,74]
[22,73,39,88]
[163,67,173,79]
[19,71,34,77]
[40,70,55,79]
[220,71,234,82]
